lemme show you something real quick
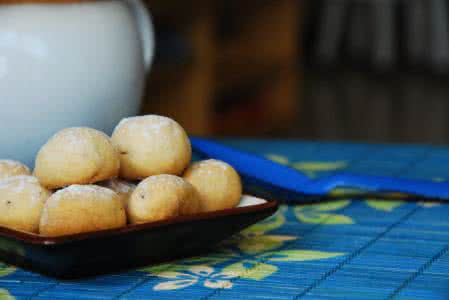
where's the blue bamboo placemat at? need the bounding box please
[1,139,449,300]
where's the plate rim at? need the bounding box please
[0,195,278,246]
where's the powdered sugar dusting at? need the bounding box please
[0,159,27,168]
[64,184,117,198]
[115,116,134,131]
[47,184,118,208]
[204,159,231,171]
[0,160,30,175]
[114,115,174,138]
[0,175,38,190]
[0,176,48,207]
[103,179,136,194]
[139,174,186,190]
[61,128,90,148]
[192,159,231,176]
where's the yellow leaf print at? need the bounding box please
[292,161,347,171]
[242,207,286,235]
[329,187,366,197]
[263,250,343,262]
[0,289,14,300]
[0,264,14,277]
[292,161,346,178]
[365,200,403,212]
[222,261,278,281]
[265,154,289,165]
[296,212,354,224]
[294,203,354,225]
[296,200,351,212]
[154,271,192,280]
[238,235,297,254]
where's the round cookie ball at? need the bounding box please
[128,174,200,224]
[111,115,191,180]
[39,185,126,237]
[0,176,51,233]
[34,127,120,189]
[0,160,31,180]
[183,159,242,212]
[99,179,136,209]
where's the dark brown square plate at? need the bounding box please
[0,195,278,279]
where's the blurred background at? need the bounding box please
[142,0,449,144]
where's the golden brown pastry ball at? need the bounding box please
[183,159,242,212]
[39,185,126,237]
[34,127,120,189]
[127,174,200,224]
[111,115,191,180]
[0,160,31,180]
[0,176,51,233]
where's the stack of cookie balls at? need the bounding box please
[0,115,242,237]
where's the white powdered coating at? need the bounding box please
[60,128,91,148]
[105,179,135,194]
[191,160,232,178]
[115,116,134,131]
[139,174,186,190]
[0,160,30,174]
[195,168,213,177]
[199,159,231,171]
[115,115,174,137]
[0,175,38,190]
[0,160,19,167]
[0,159,28,169]
[47,185,118,209]
[64,184,117,197]
[53,127,111,148]
[0,176,45,207]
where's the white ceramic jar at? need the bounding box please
[0,0,154,166]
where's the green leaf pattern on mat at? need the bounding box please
[222,260,278,280]
[265,154,289,165]
[0,289,14,300]
[292,161,347,178]
[262,250,343,262]
[365,200,404,212]
[241,206,286,235]
[146,204,344,291]
[237,235,297,254]
[294,200,354,225]
[0,263,15,278]
[0,263,15,300]
[152,266,238,291]
[266,154,347,178]
[296,212,354,224]
[143,154,445,291]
